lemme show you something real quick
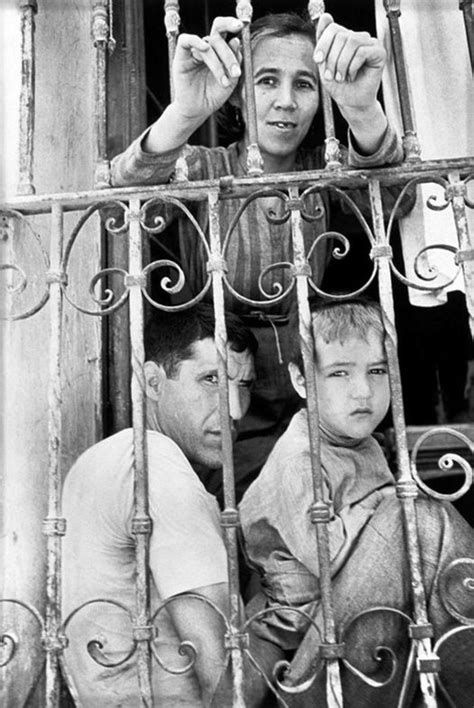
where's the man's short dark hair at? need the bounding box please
[144,303,258,378]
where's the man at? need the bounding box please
[61,304,276,707]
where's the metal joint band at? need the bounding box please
[131,517,152,535]
[396,479,418,498]
[291,262,312,278]
[42,631,69,652]
[455,249,474,265]
[370,245,393,260]
[409,623,434,640]
[287,197,303,211]
[20,0,38,9]
[219,176,235,193]
[124,273,147,288]
[206,254,228,274]
[221,509,240,528]
[319,643,345,659]
[416,656,440,673]
[47,271,68,285]
[225,631,249,651]
[42,518,67,536]
[446,182,467,200]
[133,625,155,642]
[309,502,331,524]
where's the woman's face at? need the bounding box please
[242,33,320,173]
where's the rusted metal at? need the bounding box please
[43,202,66,708]
[236,0,263,176]
[289,184,343,706]
[18,0,38,195]
[382,1,421,161]
[164,0,180,101]
[447,171,474,337]
[2,156,473,216]
[308,1,342,169]
[459,0,474,71]
[127,196,153,705]
[92,0,113,187]
[207,190,246,706]
[369,179,439,706]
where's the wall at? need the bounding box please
[1,1,102,704]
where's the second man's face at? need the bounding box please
[156,338,255,469]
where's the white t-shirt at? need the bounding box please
[62,428,227,707]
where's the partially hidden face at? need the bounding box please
[156,338,255,468]
[291,329,391,440]
[243,33,320,172]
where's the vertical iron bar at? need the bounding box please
[164,0,188,180]
[43,203,66,708]
[369,179,438,708]
[18,0,37,196]
[204,0,218,147]
[127,196,153,706]
[308,1,342,169]
[459,1,474,72]
[92,0,112,187]
[289,186,343,707]
[382,1,421,161]
[207,190,245,708]
[448,171,474,337]
[236,0,263,176]
[164,0,180,101]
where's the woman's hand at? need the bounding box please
[314,13,388,154]
[172,16,243,124]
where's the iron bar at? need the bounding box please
[92,0,112,187]
[164,0,180,101]
[369,179,438,707]
[236,0,263,176]
[2,156,473,215]
[43,203,66,708]
[460,0,474,72]
[289,185,343,706]
[382,0,421,161]
[127,196,153,705]
[308,1,342,169]
[18,0,38,195]
[207,190,245,707]
[447,170,474,337]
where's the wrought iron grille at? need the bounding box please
[1,1,474,706]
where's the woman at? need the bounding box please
[111,12,407,501]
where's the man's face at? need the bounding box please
[314,330,390,440]
[155,338,255,468]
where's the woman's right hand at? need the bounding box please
[172,16,244,125]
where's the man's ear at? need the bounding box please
[143,360,165,402]
[288,362,307,399]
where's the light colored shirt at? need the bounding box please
[239,409,395,648]
[62,428,227,707]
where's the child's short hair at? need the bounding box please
[289,296,385,372]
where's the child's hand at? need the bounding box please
[314,13,386,116]
[172,16,243,124]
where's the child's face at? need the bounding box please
[313,329,390,440]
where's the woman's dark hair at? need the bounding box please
[144,302,258,378]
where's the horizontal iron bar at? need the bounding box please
[1,157,473,216]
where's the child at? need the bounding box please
[239,298,474,705]
[239,297,396,650]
